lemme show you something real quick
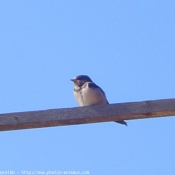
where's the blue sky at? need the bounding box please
[0,1,175,174]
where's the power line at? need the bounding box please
[0,98,175,132]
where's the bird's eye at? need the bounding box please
[77,80,85,86]
[77,80,81,86]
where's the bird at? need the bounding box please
[71,75,127,126]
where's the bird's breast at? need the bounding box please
[74,83,108,106]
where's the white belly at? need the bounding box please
[74,83,108,106]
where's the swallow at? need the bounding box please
[71,75,127,126]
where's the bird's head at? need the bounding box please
[71,75,93,87]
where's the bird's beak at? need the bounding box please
[71,78,78,86]
[70,78,75,82]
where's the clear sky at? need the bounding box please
[0,1,175,175]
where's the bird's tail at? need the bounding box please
[115,120,127,126]
[106,102,127,126]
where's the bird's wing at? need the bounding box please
[87,82,127,126]
[87,82,109,104]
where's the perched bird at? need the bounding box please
[71,75,127,126]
